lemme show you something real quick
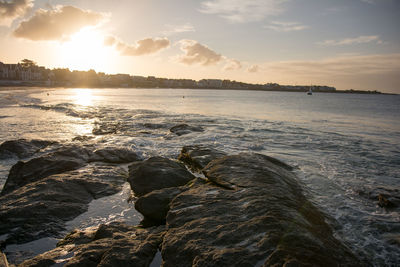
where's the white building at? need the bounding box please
[0,62,45,80]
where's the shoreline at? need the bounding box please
[0,84,396,95]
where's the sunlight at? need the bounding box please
[60,28,114,71]
[73,89,93,106]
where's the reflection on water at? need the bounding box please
[73,89,94,106]
[71,118,94,137]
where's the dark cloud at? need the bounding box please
[13,5,105,40]
[0,0,33,25]
[105,35,170,56]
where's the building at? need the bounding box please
[0,61,48,81]
[198,79,223,88]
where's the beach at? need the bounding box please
[0,88,399,265]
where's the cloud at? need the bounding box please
[105,35,170,56]
[247,65,260,73]
[265,21,307,32]
[13,5,105,41]
[317,35,382,46]
[224,59,242,70]
[162,23,195,35]
[176,40,239,70]
[177,39,223,66]
[0,0,33,26]
[200,0,288,23]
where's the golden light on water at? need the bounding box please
[73,89,94,106]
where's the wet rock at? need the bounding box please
[71,135,94,142]
[0,139,56,160]
[135,187,187,224]
[19,222,165,267]
[141,122,167,129]
[170,124,204,136]
[161,153,361,267]
[358,186,400,209]
[92,122,120,135]
[0,164,126,245]
[128,156,195,197]
[383,234,400,246]
[378,194,398,208]
[0,251,9,267]
[89,147,141,163]
[178,145,227,172]
[1,145,93,195]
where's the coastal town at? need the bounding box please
[0,60,380,94]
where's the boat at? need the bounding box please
[307,86,313,95]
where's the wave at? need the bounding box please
[2,96,398,265]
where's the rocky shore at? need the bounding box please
[0,139,367,266]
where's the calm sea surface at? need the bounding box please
[0,88,399,265]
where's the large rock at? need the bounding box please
[161,153,362,267]
[178,145,227,172]
[0,163,126,245]
[128,157,195,197]
[0,139,56,160]
[1,145,93,195]
[135,187,187,224]
[1,145,140,195]
[89,147,141,163]
[170,124,204,136]
[18,222,165,267]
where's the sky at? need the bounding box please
[0,0,399,93]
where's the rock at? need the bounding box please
[378,194,397,208]
[178,145,227,172]
[383,234,400,246]
[141,123,167,129]
[92,122,120,135]
[170,124,204,136]
[0,139,56,160]
[1,145,93,195]
[161,153,361,267]
[135,187,187,224]
[0,251,9,267]
[89,147,141,163]
[19,222,165,267]
[128,156,195,197]
[72,135,94,142]
[0,163,126,245]
[358,186,400,209]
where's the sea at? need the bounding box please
[0,88,399,266]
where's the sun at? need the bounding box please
[60,28,116,72]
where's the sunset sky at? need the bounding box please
[0,0,399,93]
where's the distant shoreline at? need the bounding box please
[0,83,396,95]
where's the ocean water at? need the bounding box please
[0,88,399,265]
